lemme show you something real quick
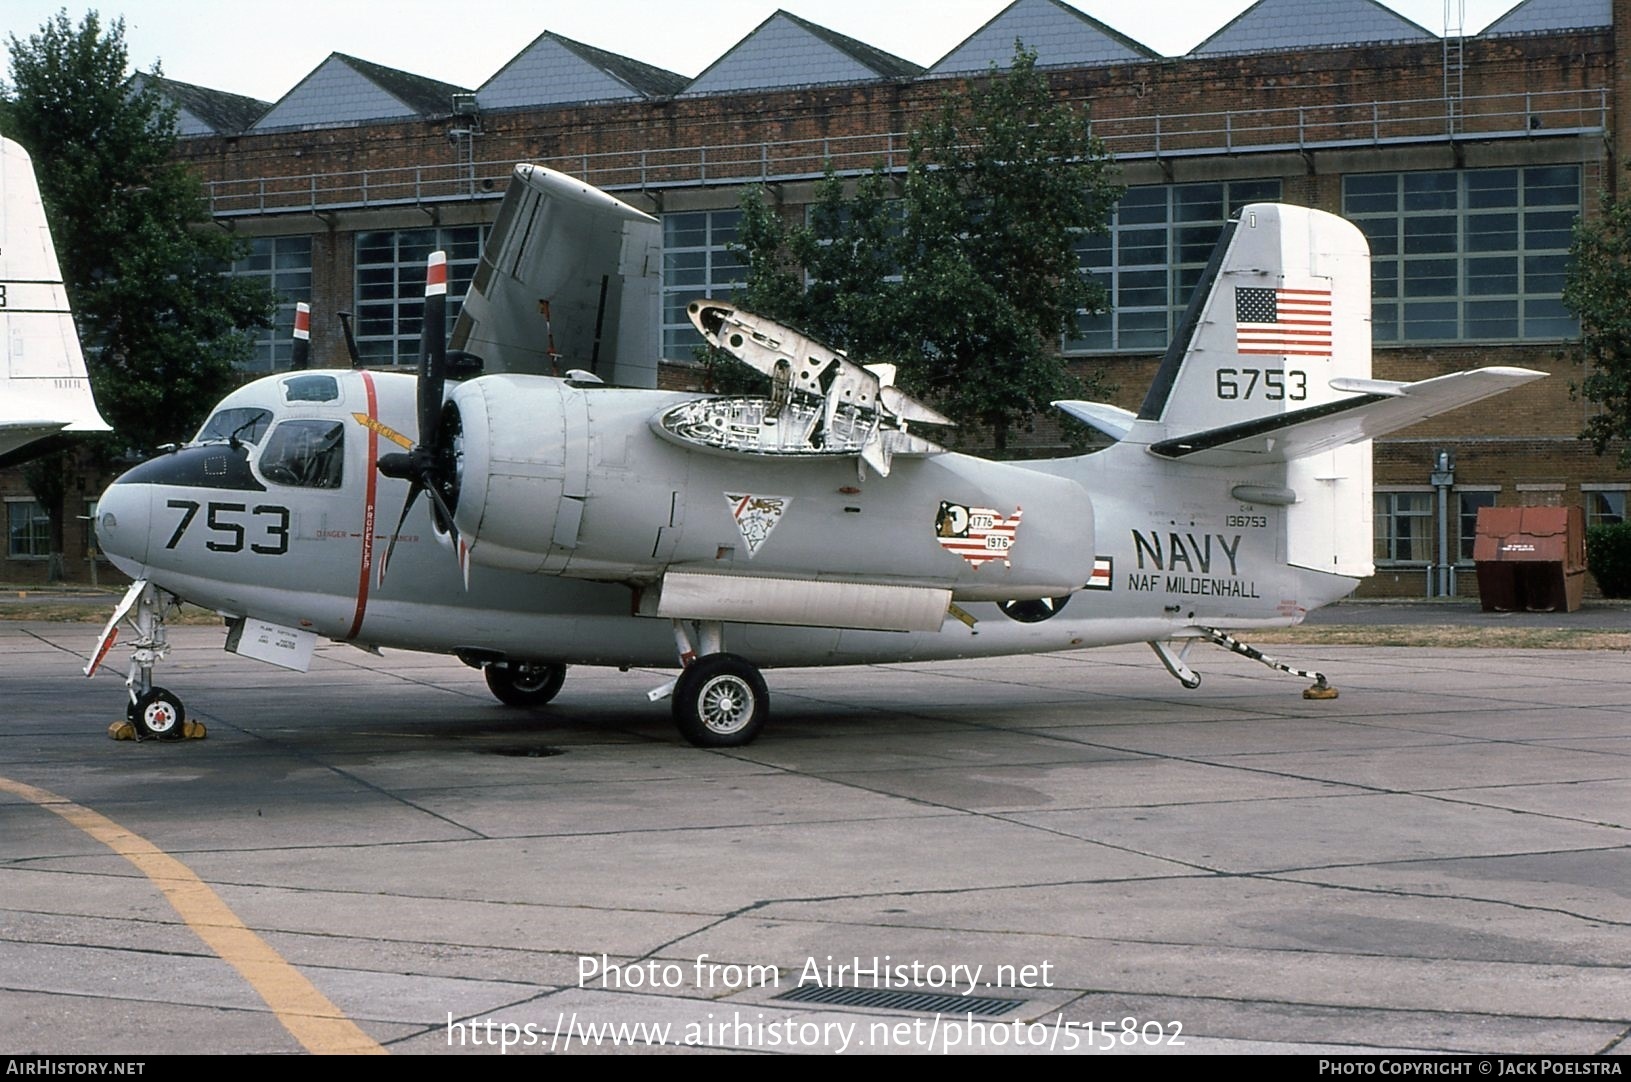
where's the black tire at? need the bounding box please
[484,662,567,707]
[671,653,768,748]
[131,687,186,741]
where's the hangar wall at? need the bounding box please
[5,3,1625,598]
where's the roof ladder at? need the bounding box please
[1443,0,1466,135]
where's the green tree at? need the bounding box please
[3,10,270,579]
[730,45,1121,452]
[1564,186,1631,466]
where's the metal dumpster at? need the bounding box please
[1472,505,1587,613]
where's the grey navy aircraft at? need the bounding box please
[80,162,1543,747]
[0,136,109,467]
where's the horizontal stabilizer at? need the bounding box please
[1148,366,1545,466]
[1053,400,1137,441]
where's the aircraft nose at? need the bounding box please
[94,477,151,569]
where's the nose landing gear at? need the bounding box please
[86,579,202,741]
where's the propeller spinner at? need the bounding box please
[376,251,466,585]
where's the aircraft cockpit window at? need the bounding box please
[283,375,340,403]
[258,420,345,489]
[196,407,273,445]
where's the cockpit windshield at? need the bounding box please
[196,407,273,445]
[258,420,345,489]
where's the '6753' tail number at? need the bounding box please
[1216,368,1307,401]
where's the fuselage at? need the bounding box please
[94,369,1358,671]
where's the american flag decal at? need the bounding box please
[1085,555,1113,590]
[935,502,1021,569]
[1235,285,1333,357]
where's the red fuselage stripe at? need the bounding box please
[346,371,379,640]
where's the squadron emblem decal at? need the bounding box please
[725,492,791,557]
[935,501,1022,569]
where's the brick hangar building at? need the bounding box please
[4,0,1626,598]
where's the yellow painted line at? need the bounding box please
[0,774,386,1055]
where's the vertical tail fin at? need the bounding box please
[1131,203,1375,579]
[1106,203,1538,582]
[0,135,109,465]
[1136,203,1372,434]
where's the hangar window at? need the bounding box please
[1457,489,1498,563]
[1342,167,1580,344]
[1375,491,1434,566]
[1583,486,1627,528]
[7,500,50,559]
[1068,179,1283,354]
[662,209,747,359]
[231,236,313,373]
[354,227,484,364]
[258,420,345,490]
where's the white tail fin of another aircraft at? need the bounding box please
[1078,203,1543,579]
[0,135,109,466]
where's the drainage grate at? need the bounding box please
[774,984,1024,1017]
[485,744,565,758]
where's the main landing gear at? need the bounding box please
[651,620,769,748]
[1150,627,1338,700]
[484,661,567,707]
[86,579,194,740]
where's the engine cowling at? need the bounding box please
[450,374,1098,601]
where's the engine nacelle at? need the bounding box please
[451,374,1098,601]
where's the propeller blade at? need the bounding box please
[336,311,362,367]
[290,303,311,370]
[419,251,448,453]
[422,473,462,549]
[375,249,464,589]
[378,484,423,588]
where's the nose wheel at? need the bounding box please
[129,687,186,740]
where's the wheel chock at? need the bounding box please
[108,719,206,740]
[1303,684,1339,700]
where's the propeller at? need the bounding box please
[376,251,467,586]
[336,310,363,367]
[289,302,311,370]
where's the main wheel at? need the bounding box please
[130,687,186,741]
[672,653,768,748]
[484,662,567,707]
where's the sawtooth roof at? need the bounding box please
[479,31,688,108]
[1190,0,1436,56]
[682,9,922,96]
[252,52,470,131]
[930,0,1158,75]
[1482,0,1611,35]
[136,73,269,136]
